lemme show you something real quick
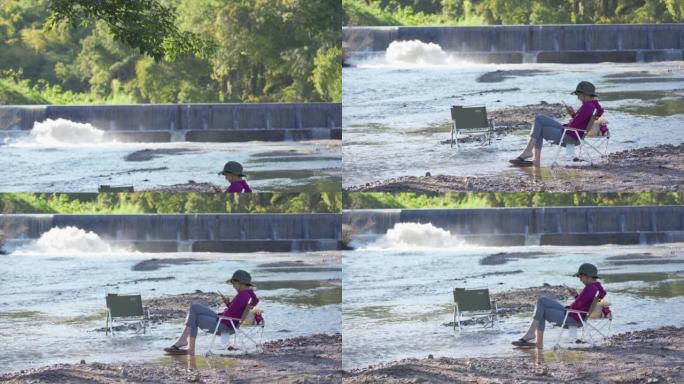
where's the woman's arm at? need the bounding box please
[568,284,597,311]
[594,101,604,117]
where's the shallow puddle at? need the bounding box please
[613,98,684,117]
[601,271,683,284]
[157,355,237,370]
[275,286,342,307]
[616,279,684,299]
[256,279,338,291]
[256,267,342,273]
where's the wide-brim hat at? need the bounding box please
[218,161,245,177]
[573,263,599,278]
[571,81,597,97]
[229,269,253,286]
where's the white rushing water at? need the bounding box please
[12,226,119,255]
[385,40,452,66]
[365,222,465,249]
[28,118,111,146]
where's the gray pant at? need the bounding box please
[529,114,579,149]
[533,296,580,331]
[185,302,234,337]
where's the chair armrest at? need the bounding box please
[217,316,241,321]
[562,127,585,132]
[565,309,588,314]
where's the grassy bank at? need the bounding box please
[0,193,342,214]
[343,192,684,209]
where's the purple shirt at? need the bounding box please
[226,179,252,193]
[566,281,606,321]
[565,100,604,139]
[219,289,259,328]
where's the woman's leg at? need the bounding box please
[533,296,576,349]
[519,114,566,165]
[520,296,568,347]
[173,303,220,351]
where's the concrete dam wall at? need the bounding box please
[343,24,684,63]
[2,213,342,252]
[0,103,342,142]
[344,206,684,246]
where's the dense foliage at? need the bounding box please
[0,192,342,214]
[343,192,684,209]
[344,0,684,26]
[0,0,341,105]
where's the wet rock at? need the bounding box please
[131,258,203,271]
[124,148,199,162]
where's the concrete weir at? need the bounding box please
[0,103,342,142]
[2,213,342,253]
[344,206,684,246]
[343,24,684,63]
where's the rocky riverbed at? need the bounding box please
[1,333,342,383]
[346,143,684,192]
[343,326,684,383]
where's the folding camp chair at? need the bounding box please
[206,298,264,356]
[449,105,494,149]
[105,293,150,336]
[552,115,610,167]
[554,294,612,349]
[452,288,499,332]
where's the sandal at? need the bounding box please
[509,157,533,167]
[164,345,189,355]
[511,338,536,348]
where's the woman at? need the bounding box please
[164,270,259,355]
[510,81,604,167]
[512,263,608,349]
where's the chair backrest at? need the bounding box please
[584,115,599,137]
[106,294,144,318]
[587,295,608,319]
[451,106,488,129]
[453,288,492,311]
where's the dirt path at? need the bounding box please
[1,333,342,384]
[346,144,684,192]
[343,327,684,383]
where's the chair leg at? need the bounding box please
[450,122,456,149]
[552,130,568,168]
[206,322,222,357]
[456,306,462,333]
[555,312,570,350]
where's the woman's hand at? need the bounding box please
[567,287,578,297]
[565,105,575,116]
[212,185,222,193]
[222,297,231,305]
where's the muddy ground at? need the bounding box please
[344,326,684,383]
[346,143,684,192]
[1,333,342,384]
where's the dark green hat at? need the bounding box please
[573,263,599,278]
[229,269,253,286]
[571,81,597,97]
[218,161,245,177]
